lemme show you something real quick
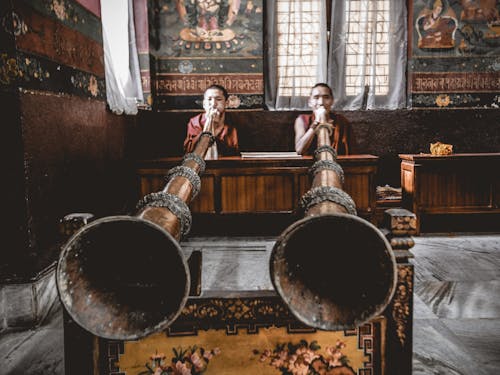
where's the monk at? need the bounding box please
[183,84,239,159]
[294,83,355,156]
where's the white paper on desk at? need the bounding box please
[240,152,302,158]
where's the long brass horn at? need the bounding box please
[56,120,217,340]
[270,120,397,331]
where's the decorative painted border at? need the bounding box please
[0,51,105,100]
[155,94,264,110]
[22,0,102,43]
[167,297,297,335]
[12,1,104,76]
[392,265,413,346]
[155,57,264,74]
[410,92,500,108]
[409,57,500,73]
[410,72,500,93]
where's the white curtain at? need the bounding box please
[101,0,143,115]
[328,0,407,109]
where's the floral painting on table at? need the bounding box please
[112,324,379,374]
[254,339,356,375]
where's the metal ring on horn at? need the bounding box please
[199,131,216,146]
[314,145,337,161]
[309,160,345,184]
[165,166,201,199]
[300,185,357,216]
[183,152,206,175]
[315,122,334,136]
[136,192,193,237]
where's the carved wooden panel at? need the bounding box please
[190,175,215,213]
[220,175,295,213]
[137,156,378,225]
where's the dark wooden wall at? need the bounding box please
[131,108,500,187]
[1,0,134,281]
[2,0,500,282]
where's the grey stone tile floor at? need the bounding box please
[1,233,499,374]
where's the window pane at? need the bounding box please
[345,0,389,96]
[276,0,321,97]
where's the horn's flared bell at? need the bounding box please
[56,216,190,340]
[270,213,396,331]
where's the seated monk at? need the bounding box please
[183,84,239,159]
[294,83,356,156]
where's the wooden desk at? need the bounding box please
[137,155,378,234]
[400,153,500,234]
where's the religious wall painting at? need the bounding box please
[412,0,500,56]
[149,0,263,110]
[416,0,458,50]
[410,0,500,108]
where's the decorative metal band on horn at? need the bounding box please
[200,131,216,146]
[136,192,192,237]
[165,166,201,199]
[300,186,357,215]
[314,145,337,160]
[183,152,206,175]
[309,160,345,184]
[315,122,334,135]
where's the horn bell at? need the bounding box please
[270,213,397,331]
[56,216,190,340]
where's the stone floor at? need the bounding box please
[1,233,499,374]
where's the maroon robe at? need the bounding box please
[296,113,356,155]
[183,113,239,156]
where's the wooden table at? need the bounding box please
[400,153,500,234]
[137,155,379,234]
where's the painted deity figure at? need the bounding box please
[195,0,224,36]
[460,0,499,23]
[176,0,243,49]
[416,0,458,49]
[178,0,242,38]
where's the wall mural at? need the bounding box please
[149,0,264,111]
[410,0,500,108]
[0,0,105,100]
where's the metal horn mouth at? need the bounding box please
[56,216,190,340]
[270,213,397,331]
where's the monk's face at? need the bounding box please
[203,88,227,115]
[309,85,334,113]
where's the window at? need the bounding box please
[268,0,406,110]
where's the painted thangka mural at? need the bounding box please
[148,0,263,110]
[409,0,500,108]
